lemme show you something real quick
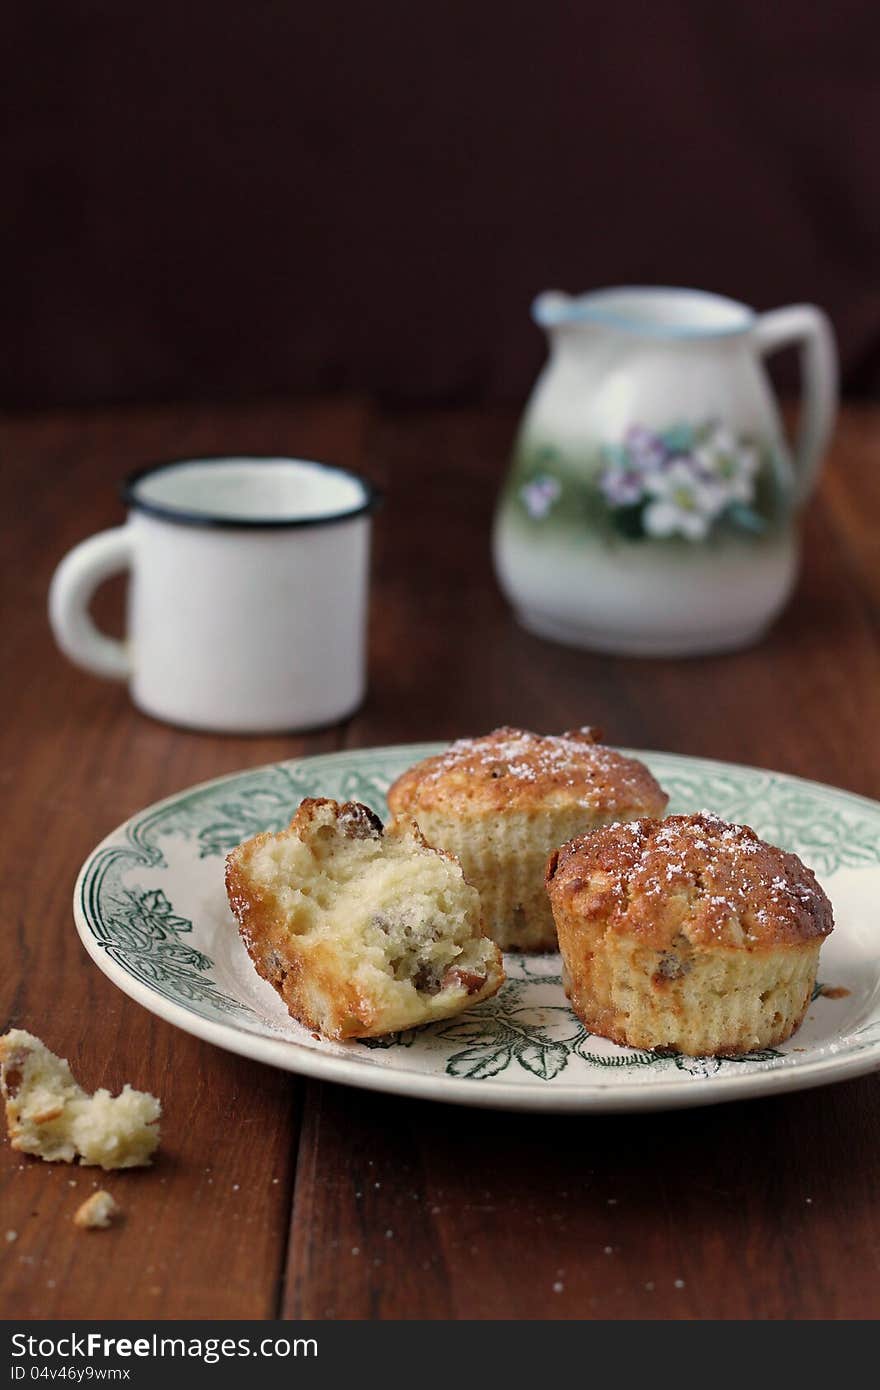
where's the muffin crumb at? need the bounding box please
[74,1190,121,1230]
[0,1030,161,1169]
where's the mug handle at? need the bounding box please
[754,304,838,505]
[48,527,133,680]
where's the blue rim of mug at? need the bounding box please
[120,456,382,530]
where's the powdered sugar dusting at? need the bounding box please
[553,810,833,947]
[419,727,657,800]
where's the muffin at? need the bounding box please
[386,727,667,950]
[226,797,504,1040]
[546,811,833,1056]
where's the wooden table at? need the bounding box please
[1,398,878,1321]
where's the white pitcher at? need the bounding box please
[493,286,837,656]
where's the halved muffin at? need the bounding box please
[387,727,668,950]
[546,811,833,1056]
[226,797,504,1039]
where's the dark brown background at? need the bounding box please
[3,1,879,409]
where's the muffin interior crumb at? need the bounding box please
[245,803,497,1001]
[74,1190,121,1230]
[0,1030,161,1169]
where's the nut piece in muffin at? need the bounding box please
[546,811,833,1056]
[226,797,504,1040]
[0,1031,161,1168]
[386,727,668,951]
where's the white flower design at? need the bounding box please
[643,461,725,540]
[694,425,759,505]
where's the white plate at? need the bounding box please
[74,744,880,1112]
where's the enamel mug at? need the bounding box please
[49,456,380,733]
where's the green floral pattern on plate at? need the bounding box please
[77,745,880,1085]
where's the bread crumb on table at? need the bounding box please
[0,1030,160,1170]
[74,1190,121,1230]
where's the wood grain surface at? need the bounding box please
[1,399,878,1320]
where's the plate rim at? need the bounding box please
[73,743,880,1114]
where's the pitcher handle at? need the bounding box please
[754,305,838,505]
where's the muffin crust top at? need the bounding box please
[387,727,667,817]
[546,811,834,949]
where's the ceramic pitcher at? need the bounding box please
[493,286,837,655]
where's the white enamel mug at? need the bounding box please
[49,456,380,733]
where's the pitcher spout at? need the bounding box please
[531,291,574,329]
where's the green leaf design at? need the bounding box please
[152,942,212,969]
[434,1017,506,1043]
[196,777,304,857]
[96,885,249,1017]
[576,1046,658,1068]
[140,888,174,916]
[447,1044,514,1079]
[516,1040,569,1080]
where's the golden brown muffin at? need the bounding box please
[387,727,668,950]
[226,797,504,1040]
[546,811,833,1056]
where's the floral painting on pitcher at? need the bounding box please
[517,419,784,543]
